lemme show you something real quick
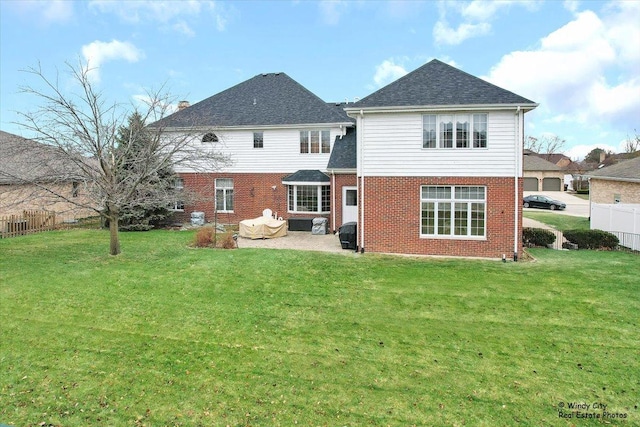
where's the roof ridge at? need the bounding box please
[352,58,536,108]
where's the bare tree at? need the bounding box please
[15,61,231,255]
[623,130,640,153]
[524,134,566,159]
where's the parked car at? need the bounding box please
[523,195,566,210]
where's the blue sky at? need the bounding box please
[1,0,638,160]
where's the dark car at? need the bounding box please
[523,195,566,210]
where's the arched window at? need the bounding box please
[202,132,218,143]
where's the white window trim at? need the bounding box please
[215,178,234,213]
[422,113,488,150]
[287,184,330,214]
[419,185,487,240]
[171,178,185,212]
[299,130,331,154]
[253,131,263,149]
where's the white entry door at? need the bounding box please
[342,186,358,224]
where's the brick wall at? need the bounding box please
[361,176,523,259]
[590,179,640,204]
[0,182,96,218]
[178,172,332,225]
[331,174,357,232]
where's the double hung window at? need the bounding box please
[171,178,185,211]
[300,130,330,154]
[253,132,263,148]
[215,178,234,212]
[423,114,487,149]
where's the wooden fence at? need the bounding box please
[0,210,57,238]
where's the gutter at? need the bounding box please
[331,171,336,232]
[159,122,355,132]
[345,103,539,116]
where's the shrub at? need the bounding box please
[563,229,619,250]
[193,227,236,249]
[220,231,237,249]
[193,226,215,248]
[523,227,556,247]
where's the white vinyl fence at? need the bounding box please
[591,203,640,251]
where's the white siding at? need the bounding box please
[359,111,519,177]
[173,127,344,173]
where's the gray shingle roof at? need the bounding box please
[348,59,536,109]
[326,102,355,124]
[587,156,640,182]
[523,154,562,172]
[0,130,82,185]
[327,128,356,170]
[154,73,353,128]
[282,170,330,183]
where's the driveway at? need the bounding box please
[523,191,589,217]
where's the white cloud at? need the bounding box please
[373,59,408,88]
[563,0,580,13]
[318,0,349,25]
[433,0,539,45]
[173,20,196,37]
[7,0,74,25]
[81,40,144,83]
[485,5,640,134]
[565,143,619,162]
[433,20,491,45]
[42,0,75,23]
[88,0,228,34]
[89,0,201,23]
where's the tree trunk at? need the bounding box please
[109,213,121,256]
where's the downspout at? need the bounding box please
[514,106,521,261]
[358,110,365,253]
[331,171,336,232]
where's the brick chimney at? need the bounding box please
[177,100,190,111]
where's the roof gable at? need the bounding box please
[155,73,352,128]
[349,59,536,109]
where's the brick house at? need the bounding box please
[0,130,95,219]
[158,59,537,259]
[587,157,640,204]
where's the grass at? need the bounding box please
[1,230,638,426]
[523,211,591,232]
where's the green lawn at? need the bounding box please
[1,230,638,426]
[523,211,590,231]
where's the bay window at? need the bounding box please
[288,185,330,213]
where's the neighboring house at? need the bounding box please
[542,153,572,168]
[587,157,640,250]
[0,130,94,218]
[158,59,537,259]
[523,153,564,191]
[587,157,640,204]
